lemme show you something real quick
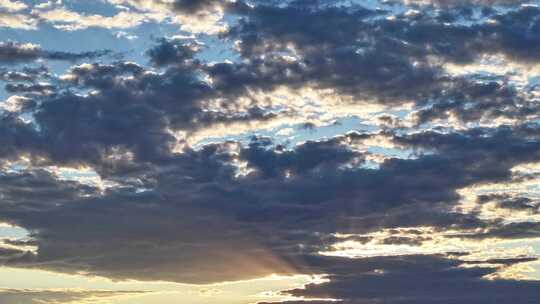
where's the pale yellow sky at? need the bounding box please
[0,266,327,304]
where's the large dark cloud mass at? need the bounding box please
[265,254,540,304]
[1,0,540,303]
[213,2,540,122]
[1,126,540,285]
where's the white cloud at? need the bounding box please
[1,95,31,112]
[0,0,27,12]
[114,31,139,40]
[106,0,229,34]
[0,13,37,30]
[35,8,156,31]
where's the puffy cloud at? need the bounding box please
[146,37,201,67]
[105,0,241,34]
[0,13,37,30]
[207,2,540,125]
[0,124,538,284]
[0,0,26,12]
[0,66,49,82]
[1,1,540,303]
[36,8,155,31]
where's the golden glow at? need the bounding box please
[0,267,328,304]
[455,162,540,223]
[321,228,540,281]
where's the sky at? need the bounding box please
[1,0,540,303]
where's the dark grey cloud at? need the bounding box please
[0,66,49,82]
[0,58,282,171]
[460,221,540,239]
[413,78,540,124]
[4,83,55,95]
[0,124,539,283]
[213,4,446,103]
[0,1,540,302]
[0,246,28,261]
[267,254,540,304]
[0,42,42,63]
[146,37,200,67]
[0,114,42,161]
[0,41,112,65]
[391,4,540,63]
[477,194,539,213]
[205,2,540,124]
[124,0,249,15]
[170,0,228,13]
[6,2,539,170]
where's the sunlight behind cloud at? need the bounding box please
[0,267,327,304]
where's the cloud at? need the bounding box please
[36,8,155,31]
[267,254,540,304]
[107,0,243,16]
[5,83,55,95]
[399,0,530,7]
[0,124,539,283]
[0,13,36,30]
[0,0,26,12]
[0,1,540,302]
[0,41,112,64]
[0,65,49,82]
[477,193,539,213]
[0,58,285,168]
[205,2,540,125]
[146,37,201,67]
[104,0,239,34]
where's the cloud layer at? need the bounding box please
[1,0,540,303]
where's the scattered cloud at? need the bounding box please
[0,1,540,303]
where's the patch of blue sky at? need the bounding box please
[193,34,240,64]
[476,238,540,280]
[195,116,378,149]
[56,167,99,180]
[450,7,500,26]
[194,115,420,165]
[199,14,243,63]
[0,223,29,239]
[4,161,34,174]
[277,116,378,145]
[0,91,7,105]
[4,161,104,190]
[496,236,540,248]
[467,72,507,82]
[524,183,540,197]
[265,0,400,11]
[0,74,25,102]
[368,145,417,159]
[0,17,193,70]
[531,264,540,280]
[0,29,114,76]
[494,238,540,258]
[528,75,540,88]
